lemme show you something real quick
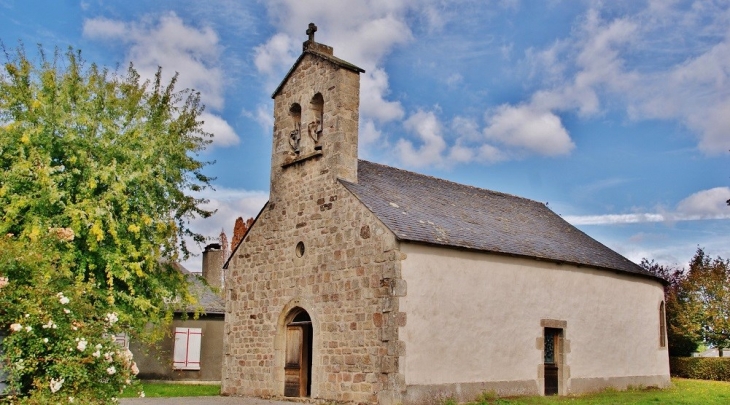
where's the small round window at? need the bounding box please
[295,241,305,257]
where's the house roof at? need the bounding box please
[271,48,365,99]
[174,263,225,315]
[340,160,656,279]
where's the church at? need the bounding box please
[220,24,670,404]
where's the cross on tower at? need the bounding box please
[306,23,317,42]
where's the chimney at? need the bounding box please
[202,243,224,291]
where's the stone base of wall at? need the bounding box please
[401,374,671,404]
[402,380,539,405]
[569,374,671,394]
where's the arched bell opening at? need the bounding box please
[288,103,302,154]
[284,307,313,397]
[308,93,324,150]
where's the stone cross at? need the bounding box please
[306,23,317,42]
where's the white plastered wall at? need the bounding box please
[399,242,669,392]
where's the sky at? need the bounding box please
[2,0,729,272]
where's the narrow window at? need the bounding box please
[173,327,202,370]
[659,301,666,348]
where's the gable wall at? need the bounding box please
[397,243,669,403]
[221,179,405,403]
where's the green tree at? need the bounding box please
[0,46,213,402]
[685,248,730,356]
[640,258,700,356]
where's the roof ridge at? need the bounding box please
[357,159,544,206]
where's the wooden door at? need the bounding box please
[284,325,304,397]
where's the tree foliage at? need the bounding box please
[0,46,214,401]
[686,249,730,356]
[643,248,730,357]
[641,258,699,357]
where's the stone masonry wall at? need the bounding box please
[221,51,407,404]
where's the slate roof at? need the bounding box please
[340,160,656,279]
[174,264,225,315]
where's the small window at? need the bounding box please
[296,241,305,258]
[173,327,202,370]
[659,301,666,348]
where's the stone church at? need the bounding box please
[221,24,670,404]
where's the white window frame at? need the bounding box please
[114,332,129,349]
[173,327,202,370]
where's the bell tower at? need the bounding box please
[269,23,365,204]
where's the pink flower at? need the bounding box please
[0,276,8,289]
[10,323,22,332]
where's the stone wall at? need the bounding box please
[222,50,406,404]
[222,180,405,403]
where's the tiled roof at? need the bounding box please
[340,160,655,279]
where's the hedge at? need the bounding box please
[670,357,730,381]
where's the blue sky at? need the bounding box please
[2,0,729,272]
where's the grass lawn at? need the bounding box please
[460,378,730,405]
[118,378,730,403]
[120,382,220,398]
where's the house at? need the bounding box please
[131,245,225,382]
[220,24,670,404]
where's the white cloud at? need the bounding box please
[243,103,275,134]
[522,4,730,156]
[676,187,730,218]
[181,187,268,272]
[564,187,730,225]
[483,105,574,156]
[360,68,404,123]
[255,1,413,126]
[254,33,297,76]
[199,112,239,147]
[83,13,240,148]
[397,110,447,167]
[359,119,383,146]
[633,37,730,154]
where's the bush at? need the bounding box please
[670,357,730,381]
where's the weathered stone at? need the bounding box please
[221,35,404,404]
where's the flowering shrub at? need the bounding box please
[0,234,143,404]
[0,48,212,403]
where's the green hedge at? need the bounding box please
[670,357,730,381]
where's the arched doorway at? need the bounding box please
[284,308,313,397]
